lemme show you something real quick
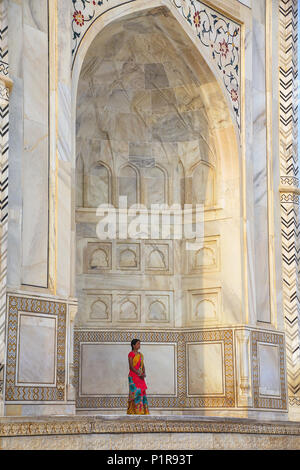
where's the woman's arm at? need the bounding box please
[128,356,142,376]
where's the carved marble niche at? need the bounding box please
[187,236,220,274]
[186,161,216,207]
[188,288,221,326]
[85,242,112,273]
[86,162,111,207]
[116,243,140,271]
[118,164,139,206]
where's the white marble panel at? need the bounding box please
[187,342,224,395]
[21,119,49,287]
[141,344,176,395]
[21,7,49,288]
[80,343,129,395]
[23,24,48,125]
[80,342,176,396]
[258,343,281,397]
[17,313,56,385]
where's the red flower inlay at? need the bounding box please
[73,10,85,27]
[193,11,201,28]
[230,89,238,102]
[219,39,229,58]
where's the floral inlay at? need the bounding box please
[172,0,241,129]
[73,10,85,27]
[71,0,241,130]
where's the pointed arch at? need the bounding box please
[190,160,215,207]
[87,160,112,207]
[118,163,140,206]
[145,164,168,207]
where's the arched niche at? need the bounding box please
[86,161,111,207]
[118,164,140,206]
[191,161,215,207]
[73,5,240,206]
[73,4,242,331]
[144,165,167,207]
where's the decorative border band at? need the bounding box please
[0,417,300,437]
[5,295,67,402]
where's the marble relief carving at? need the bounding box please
[188,236,219,273]
[117,295,140,321]
[146,295,170,323]
[83,240,172,275]
[188,288,221,325]
[117,243,140,270]
[2,416,300,438]
[86,242,112,272]
[84,290,173,325]
[89,295,112,321]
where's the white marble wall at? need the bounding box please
[3,0,290,418]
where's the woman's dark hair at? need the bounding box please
[131,338,140,350]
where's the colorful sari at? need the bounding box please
[127,351,150,415]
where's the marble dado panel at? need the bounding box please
[251,331,287,410]
[83,290,173,326]
[83,240,173,275]
[74,329,235,410]
[74,328,287,410]
[5,296,67,402]
[71,0,241,129]
[16,313,57,386]
[79,342,176,396]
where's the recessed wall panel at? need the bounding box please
[21,1,49,287]
[17,313,56,385]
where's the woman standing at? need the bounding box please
[127,338,150,415]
